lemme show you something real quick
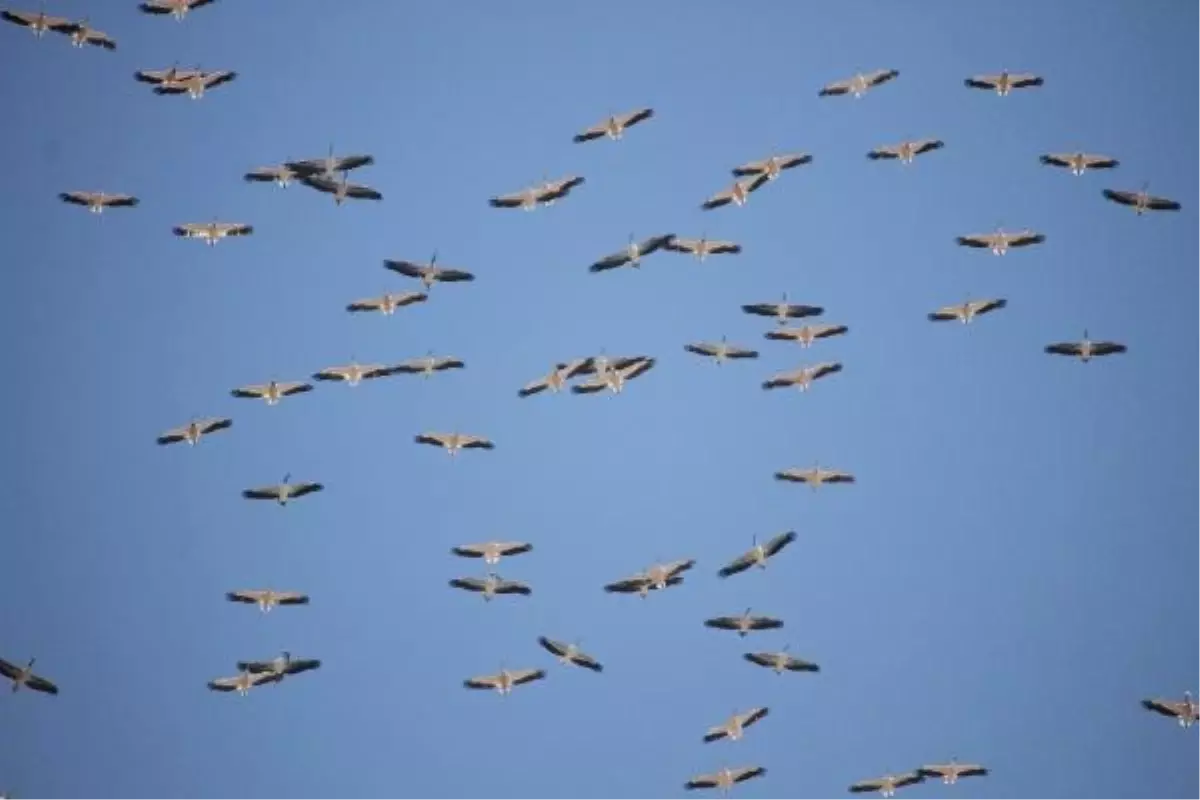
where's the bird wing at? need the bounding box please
[618,107,654,128]
[928,305,964,322]
[449,577,488,593]
[717,551,758,579]
[701,186,736,210]
[225,590,263,604]
[685,774,721,790]
[537,636,568,657]
[1008,73,1044,87]
[300,175,340,194]
[571,375,611,394]
[818,77,854,96]
[276,592,309,605]
[58,191,96,206]
[849,778,885,793]
[955,234,995,248]
[434,268,476,282]
[893,772,925,788]
[202,70,237,88]
[459,435,494,449]
[572,121,609,143]
[968,298,1007,316]
[589,249,633,272]
[346,297,385,312]
[345,184,383,200]
[685,343,719,358]
[517,376,550,397]
[778,153,813,169]
[382,259,426,279]
[733,767,767,783]
[748,615,784,630]
[1090,341,1127,356]
[463,674,502,690]
[865,68,898,86]
[604,575,653,593]
[242,486,283,501]
[742,652,775,668]
[867,144,903,160]
[1142,698,1188,718]
[731,159,770,176]
[509,668,546,686]
[703,724,731,743]
[235,660,275,674]
[288,482,323,498]
[964,74,1001,89]
[0,659,20,681]
[764,530,798,556]
[230,384,269,399]
[1080,154,1119,169]
[568,649,603,672]
[774,468,814,483]
[495,579,532,595]
[638,234,675,255]
[1044,342,1084,356]
[811,324,848,339]
[331,155,375,173]
[809,362,843,380]
[489,191,527,208]
[661,558,696,578]
[1006,231,1045,247]
[724,344,759,359]
[704,616,742,630]
[1102,189,1139,207]
[415,433,451,448]
[784,655,820,672]
[620,358,656,380]
[666,237,701,253]
[1039,153,1073,168]
[1146,194,1182,210]
[706,240,742,254]
[285,659,321,675]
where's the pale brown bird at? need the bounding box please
[704,608,784,638]
[383,252,475,290]
[731,153,812,181]
[0,657,58,695]
[241,474,324,506]
[964,70,1044,95]
[230,380,313,405]
[2,9,70,37]
[1043,330,1127,362]
[573,108,655,143]
[59,191,138,214]
[392,352,466,378]
[1039,152,1119,176]
[742,293,824,326]
[665,236,742,262]
[489,176,585,210]
[518,358,594,398]
[867,139,944,164]
[463,667,546,695]
[134,65,203,87]
[299,171,382,205]
[172,221,253,246]
[244,164,300,188]
[451,541,533,565]
[225,589,309,613]
[955,229,1045,255]
[414,431,494,456]
[849,772,925,797]
[819,69,899,98]
[238,651,322,683]
[537,637,603,673]
[572,357,656,395]
[917,760,990,785]
[604,573,685,598]
[702,175,769,211]
[774,463,855,489]
[54,18,116,49]
[156,417,232,446]
[311,360,398,386]
[743,646,820,675]
[684,766,766,793]
[703,708,770,743]
[764,323,848,348]
[449,573,532,602]
[684,336,758,365]
[207,670,281,696]
[589,234,676,273]
[1141,692,1198,727]
[927,298,1007,324]
[717,531,797,578]
[139,0,216,20]
[762,363,843,392]
[1102,185,1182,214]
[346,291,427,315]
[151,69,237,100]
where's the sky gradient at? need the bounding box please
[0,1,1196,797]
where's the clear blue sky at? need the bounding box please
[0,1,1195,797]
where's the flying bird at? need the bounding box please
[156,417,232,446]
[55,18,116,49]
[1039,152,1119,176]
[819,69,899,98]
[964,70,1044,95]
[573,108,655,143]
[299,171,382,205]
[172,221,253,246]
[489,176,585,210]
[917,761,990,785]
[684,766,766,793]
[604,574,685,598]
[311,360,398,386]
[238,651,322,682]
[1102,185,1182,214]
[243,164,300,188]
[241,475,324,506]
[764,323,848,348]
[346,291,427,315]
[151,69,237,100]
[849,772,925,798]
[743,646,820,675]
[392,352,466,378]
[665,236,742,262]
[448,573,532,602]
[761,363,843,392]
[230,380,313,405]
[703,708,770,743]
[59,191,138,214]
[451,541,532,565]
[717,531,798,578]
[207,670,280,696]
[571,357,655,395]
[413,432,494,456]
[383,253,475,290]
[138,0,216,20]
[867,139,944,164]
[225,589,309,613]
[2,9,70,36]
[927,298,1007,324]
[589,234,676,273]
[285,147,375,180]
[0,657,58,695]
[774,463,855,488]
[518,358,594,398]
[1043,331,1127,362]
[731,153,812,181]
[701,175,769,211]
[742,293,824,326]
[684,336,759,365]
[955,229,1045,255]
[537,637,603,673]
[704,608,784,637]
[134,65,202,87]
[463,668,545,695]
[1141,693,1198,728]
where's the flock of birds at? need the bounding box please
[2,1,1196,797]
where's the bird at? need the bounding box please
[604,574,685,598]
[665,236,742,262]
[762,363,843,392]
[742,646,820,675]
[383,253,476,290]
[241,475,324,506]
[701,175,769,210]
[299,171,382,205]
[573,107,655,143]
[589,234,676,273]
[285,147,375,180]
[392,352,466,378]
[134,65,203,88]
[927,298,1007,324]
[742,293,824,325]
[243,164,300,188]
[684,336,759,365]
[717,531,798,578]
[574,352,652,379]
[518,358,595,397]
[230,380,313,406]
[1,9,70,36]
[917,760,990,785]
[867,139,944,164]
[206,670,280,696]
[451,541,533,565]
[448,573,532,602]
[731,153,813,181]
[172,221,253,246]
[849,772,925,797]
[138,0,216,20]
[346,291,428,315]
[537,637,603,673]
[1141,693,1198,728]
[1043,331,1127,362]
[703,708,770,743]
[238,651,322,683]
[818,68,899,98]
[151,69,237,100]
[156,417,232,446]
[225,589,309,613]
[571,357,656,395]
[684,766,767,793]
[774,463,855,488]
[1039,152,1119,176]
[413,432,494,456]
[955,229,1045,255]
[1102,185,1182,214]
[489,176,585,210]
[58,191,138,214]
[311,360,398,386]
[964,70,1044,95]
[0,657,58,695]
[763,323,848,348]
[462,668,546,695]
[54,18,116,49]
[704,608,784,637]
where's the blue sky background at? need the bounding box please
[0,1,1196,797]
